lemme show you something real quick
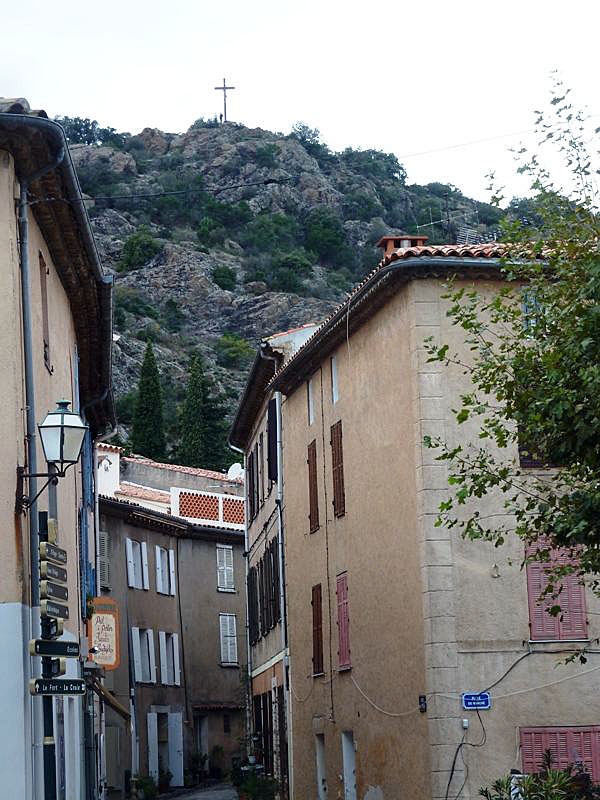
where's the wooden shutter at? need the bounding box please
[159,630,168,684]
[248,567,259,645]
[172,633,181,686]
[126,539,135,588]
[259,433,265,504]
[331,420,345,518]
[527,560,561,640]
[272,538,281,624]
[336,573,351,669]
[248,452,256,520]
[220,614,237,664]
[168,549,176,596]
[253,445,260,516]
[312,584,324,674]
[167,712,184,787]
[141,542,149,590]
[156,546,164,593]
[308,440,319,533]
[267,398,278,482]
[147,713,159,779]
[527,547,587,640]
[131,627,142,682]
[520,727,600,780]
[553,551,587,639]
[98,530,110,590]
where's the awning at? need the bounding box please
[90,678,130,720]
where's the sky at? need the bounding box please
[3,0,598,203]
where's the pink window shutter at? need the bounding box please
[521,727,600,781]
[336,573,351,669]
[527,560,561,640]
[553,551,588,639]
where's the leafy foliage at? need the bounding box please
[215,333,255,368]
[131,341,166,460]
[480,758,600,799]
[119,226,162,271]
[424,80,600,613]
[54,115,127,148]
[177,355,231,471]
[304,207,356,269]
[114,286,159,319]
[212,265,237,291]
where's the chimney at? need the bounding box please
[376,232,428,257]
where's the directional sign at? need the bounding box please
[29,678,86,696]
[39,542,67,565]
[41,599,69,620]
[40,561,68,584]
[30,639,80,658]
[40,580,68,602]
[461,692,491,710]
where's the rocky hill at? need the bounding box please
[65,117,504,453]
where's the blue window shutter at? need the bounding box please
[82,430,93,508]
[79,506,88,619]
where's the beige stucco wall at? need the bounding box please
[0,148,83,634]
[283,289,431,800]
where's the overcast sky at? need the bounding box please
[3,0,597,203]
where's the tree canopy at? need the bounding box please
[424,80,600,628]
[131,341,166,460]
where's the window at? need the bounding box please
[308,440,319,533]
[217,544,235,591]
[259,432,265,505]
[219,613,238,665]
[223,714,231,735]
[307,378,315,425]
[248,566,260,645]
[331,356,339,403]
[158,631,181,685]
[520,726,600,780]
[39,252,52,372]
[331,420,345,518]
[126,539,149,590]
[336,573,351,670]
[526,547,587,641]
[156,546,176,595]
[131,627,156,683]
[312,584,324,675]
[248,443,260,521]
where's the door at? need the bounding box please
[315,734,327,800]
[341,731,356,800]
[147,713,158,780]
[168,712,184,787]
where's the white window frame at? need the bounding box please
[307,378,315,425]
[159,631,181,686]
[155,545,176,596]
[131,627,156,683]
[216,544,235,592]
[331,355,339,404]
[219,613,238,665]
[126,539,149,590]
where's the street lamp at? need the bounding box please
[15,400,88,513]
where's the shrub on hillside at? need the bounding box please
[215,333,255,368]
[119,227,162,271]
[212,265,237,291]
[114,286,159,319]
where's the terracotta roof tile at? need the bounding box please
[97,443,123,454]
[123,454,243,485]
[116,482,171,504]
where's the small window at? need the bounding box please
[259,432,265,504]
[132,627,156,683]
[331,356,339,404]
[521,726,600,780]
[308,440,319,533]
[526,546,587,641]
[126,539,149,590]
[336,573,351,670]
[155,546,176,596]
[312,584,324,675]
[223,714,231,734]
[219,613,238,665]
[159,631,181,685]
[307,378,315,425]
[331,421,345,518]
[217,544,235,591]
[98,530,111,590]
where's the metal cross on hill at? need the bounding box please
[214,78,235,123]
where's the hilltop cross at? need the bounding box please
[214,78,235,123]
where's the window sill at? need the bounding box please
[312,671,325,678]
[220,662,239,668]
[338,665,352,673]
[529,638,589,644]
[217,587,236,593]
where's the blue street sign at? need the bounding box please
[461,692,491,710]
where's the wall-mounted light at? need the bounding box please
[16,400,88,513]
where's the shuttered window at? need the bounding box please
[253,445,260,518]
[248,566,260,645]
[219,613,238,664]
[217,544,235,591]
[336,572,351,670]
[248,451,256,520]
[308,440,319,533]
[520,727,600,780]
[267,398,278,482]
[312,584,324,675]
[331,420,345,518]
[99,530,111,590]
[526,547,587,641]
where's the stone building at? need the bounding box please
[239,237,600,799]
[97,447,247,796]
[0,99,115,798]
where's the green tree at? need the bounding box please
[177,355,230,471]
[424,81,600,615]
[131,341,166,460]
[54,115,127,148]
[119,226,162,271]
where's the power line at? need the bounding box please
[91,176,294,203]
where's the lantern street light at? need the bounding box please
[16,400,88,513]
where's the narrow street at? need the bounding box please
[168,783,238,800]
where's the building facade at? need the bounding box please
[0,100,114,798]
[266,240,600,799]
[230,324,318,797]
[97,448,246,797]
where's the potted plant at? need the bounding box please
[131,774,158,800]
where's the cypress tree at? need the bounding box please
[131,341,166,460]
[178,354,229,471]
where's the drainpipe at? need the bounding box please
[18,144,66,800]
[259,345,293,798]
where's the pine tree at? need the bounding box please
[178,354,229,471]
[131,341,166,460]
